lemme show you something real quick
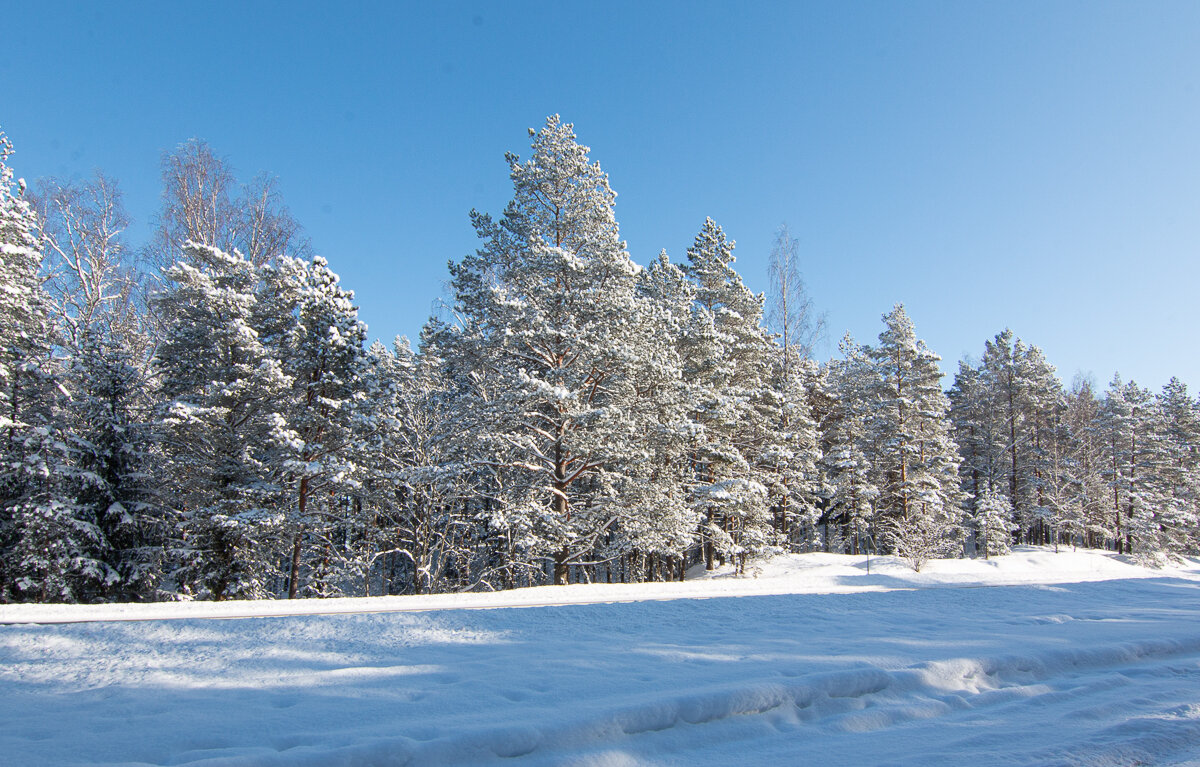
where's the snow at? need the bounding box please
[2,547,1199,766]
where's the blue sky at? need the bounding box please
[3,1,1198,392]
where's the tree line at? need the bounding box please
[1,118,1196,603]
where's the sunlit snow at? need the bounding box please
[2,547,1199,766]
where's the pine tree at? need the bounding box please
[270,255,368,598]
[1014,345,1066,544]
[1063,378,1114,548]
[949,360,994,527]
[683,218,778,572]
[154,242,291,599]
[865,305,963,565]
[975,488,1016,558]
[1154,378,1200,555]
[763,348,821,551]
[951,332,1067,548]
[626,252,700,574]
[965,331,1066,543]
[444,117,676,584]
[981,330,1027,517]
[1099,375,1172,559]
[823,336,880,554]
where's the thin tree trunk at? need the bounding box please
[288,475,310,599]
[554,547,569,585]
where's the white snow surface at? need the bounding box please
[3,547,1200,766]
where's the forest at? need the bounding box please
[1,116,1196,603]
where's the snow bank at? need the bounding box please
[1,545,1187,625]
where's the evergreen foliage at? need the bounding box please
[1,119,1195,601]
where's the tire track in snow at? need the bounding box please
[225,636,1200,766]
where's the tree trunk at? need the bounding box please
[554,548,569,585]
[288,475,310,599]
[1008,368,1019,515]
[1126,433,1136,555]
[704,514,715,571]
[288,531,304,599]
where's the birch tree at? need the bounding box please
[150,139,310,269]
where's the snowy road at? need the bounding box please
[2,551,1199,766]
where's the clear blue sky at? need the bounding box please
[3,1,1198,392]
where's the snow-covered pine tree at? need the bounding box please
[980,330,1027,517]
[949,360,995,528]
[5,411,115,602]
[154,242,291,599]
[974,331,1066,543]
[975,487,1016,558]
[661,253,727,570]
[624,251,700,579]
[1063,377,1114,549]
[269,255,368,598]
[822,335,880,554]
[342,339,403,594]
[444,116,672,585]
[756,344,820,552]
[1107,378,1189,562]
[950,332,1067,548]
[682,219,778,572]
[1099,375,1159,556]
[1014,344,1066,544]
[865,305,963,565]
[1154,378,1200,555]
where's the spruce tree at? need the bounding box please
[1,131,114,602]
[67,333,163,600]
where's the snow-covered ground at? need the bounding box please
[3,547,1200,766]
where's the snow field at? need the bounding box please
[0,546,1167,626]
[2,548,1199,766]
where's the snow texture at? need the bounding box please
[2,547,1199,766]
